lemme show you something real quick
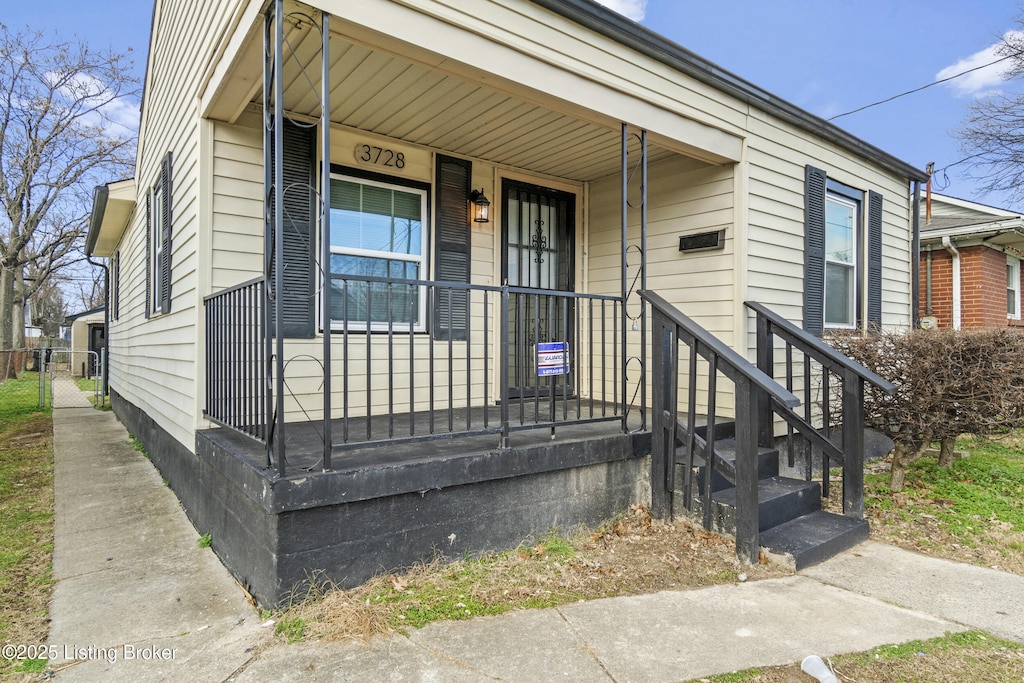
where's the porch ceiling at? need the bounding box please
[205,9,708,182]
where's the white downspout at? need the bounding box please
[942,236,961,330]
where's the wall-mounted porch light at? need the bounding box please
[470,188,490,223]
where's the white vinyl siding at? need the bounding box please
[745,110,912,340]
[108,0,239,449]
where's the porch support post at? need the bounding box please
[321,11,332,471]
[261,6,274,470]
[620,123,628,433]
[269,0,287,475]
[639,129,648,432]
[620,124,649,433]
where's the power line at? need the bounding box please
[828,51,1021,121]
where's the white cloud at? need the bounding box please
[936,31,1023,97]
[592,0,647,21]
[47,71,139,138]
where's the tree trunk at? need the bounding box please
[937,437,957,467]
[890,434,932,492]
[13,300,26,349]
[0,266,15,351]
[890,444,908,492]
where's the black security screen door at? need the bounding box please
[502,180,576,396]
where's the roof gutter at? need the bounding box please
[85,184,109,257]
[530,0,927,183]
[941,236,961,330]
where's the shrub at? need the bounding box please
[827,328,1024,491]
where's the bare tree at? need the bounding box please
[955,20,1024,205]
[30,276,66,338]
[0,23,138,350]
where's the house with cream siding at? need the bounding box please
[87,0,922,606]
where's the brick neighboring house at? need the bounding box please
[919,194,1024,330]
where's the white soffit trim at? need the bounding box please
[204,0,742,164]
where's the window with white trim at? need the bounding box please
[327,174,428,331]
[1008,255,1021,320]
[147,151,172,316]
[804,165,882,335]
[824,191,859,329]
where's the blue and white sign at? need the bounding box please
[536,341,569,376]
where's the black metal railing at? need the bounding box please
[327,274,626,453]
[745,301,896,518]
[204,274,631,471]
[642,290,799,564]
[204,277,269,451]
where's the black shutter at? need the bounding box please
[867,190,883,328]
[144,193,151,320]
[159,152,173,314]
[434,155,471,340]
[269,120,316,338]
[804,165,827,335]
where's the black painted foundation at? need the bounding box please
[110,390,651,607]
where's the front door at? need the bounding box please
[502,180,575,397]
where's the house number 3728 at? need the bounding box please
[354,144,406,170]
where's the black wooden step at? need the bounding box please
[685,442,781,493]
[758,510,869,570]
[709,476,820,532]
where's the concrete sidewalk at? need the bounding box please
[48,408,261,681]
[48,406,1024,682]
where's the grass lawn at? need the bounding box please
[0,372,54,676]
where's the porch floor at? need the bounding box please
[202,400,642,478]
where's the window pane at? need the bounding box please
[329,179,422,255]
[825,262,854,326]
[329,255,420,325]
[825,197,855,265]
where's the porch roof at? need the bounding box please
[198,0,925,184]
[199,0,746,182]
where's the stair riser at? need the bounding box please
[679,485,821,534]
[689,450,781,492]
[770,522,870,571]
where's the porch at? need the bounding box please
[187,0,894,606]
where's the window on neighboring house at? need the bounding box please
[147,152,173,317]
[804,165,883,335]
[1008,255,1021,320]
[327,174,428,331]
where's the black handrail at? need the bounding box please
[643,292,800,409]
[641,289,799,564]
[745,300,896,518]
[744,301,895,392]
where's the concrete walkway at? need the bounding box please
[49,408,261,681]
[48,406,1024,682]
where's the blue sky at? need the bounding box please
[8,1,1024,209]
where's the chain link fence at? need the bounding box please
[0,347,106,409]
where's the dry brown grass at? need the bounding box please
[266,505,789,644]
